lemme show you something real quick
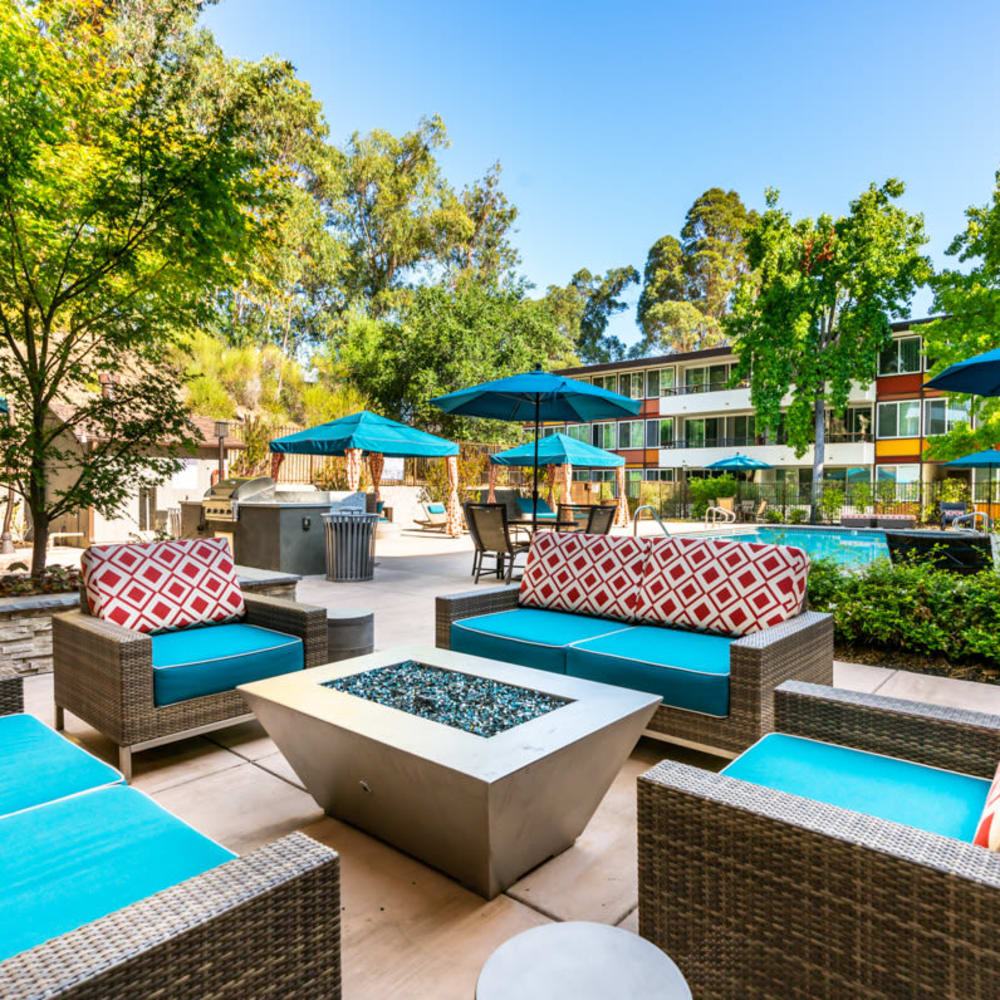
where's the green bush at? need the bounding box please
[764,507,784,524]
[807,557,1000,666]
[820,485,845,523]
[687,474,738,518]
[787,508,808,524]
[850,481,873,512]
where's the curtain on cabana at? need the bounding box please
[367,453,384,504]
[487,462,497,503]
[615,465,629,526]
[345,448,362,491]
[445,455,461,536]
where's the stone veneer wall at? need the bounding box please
[0,574,298,678]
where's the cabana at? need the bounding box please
[269,411,462,535]
[489,432,627,525]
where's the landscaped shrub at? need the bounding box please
[787,508,808,524]
[820,485,845,523]
[849,481,873,513]
[807,556,1000,667]
[687,474,737,518]
[0,563,81,597]
[763,508,784,524]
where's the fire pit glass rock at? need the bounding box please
[322,661,569,737]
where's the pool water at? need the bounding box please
[705,526,889,569]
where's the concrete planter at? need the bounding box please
[0,567,300,677]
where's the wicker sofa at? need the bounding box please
[54,540,327,780]
[0,668,341,999]
[436,533,833,755]
[638,680,1000,998]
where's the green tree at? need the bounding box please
[922,171,1000,458]
[543,267,639,364]
[728,181,929,522]
[636,188,757,354]
[0,0,302,573]
[337,280,574,440]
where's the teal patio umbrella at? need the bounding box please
[704,453,772,472]
[431,366,639,531]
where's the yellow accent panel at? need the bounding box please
[876,438,922,458]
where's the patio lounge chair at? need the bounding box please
[437,532,832,754]
[940,500,969,529]
[415,501,448,531]
[0,668,341,999]
[465,502,530,584]
[53,538,326,780]
[638,680,1000,998]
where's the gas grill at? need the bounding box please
[201,477,274,522]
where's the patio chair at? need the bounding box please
[556,503,590,531]
[584,504,615,534]
[513,495,558,521]
[414,501,448,531]
[940,500,969,529]
[52,538,327,780]
[464,503,530,584]
[638,681,1000,998]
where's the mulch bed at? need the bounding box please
[835,643,1000,686]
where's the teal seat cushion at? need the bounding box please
[0,785,234,962]
[151,622,304,706]
[0,715,122,817]
[566,625,733,717]
[427,502,445,514]
[514,497,557,519]
[451,608,630,673]
[722,732,991,841]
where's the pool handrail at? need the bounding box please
[633,505,670,537]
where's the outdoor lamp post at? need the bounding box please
[214,420,230,482]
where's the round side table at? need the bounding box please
[475,921,692,1000]
[325,608,374,662]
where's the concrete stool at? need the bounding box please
[326,609,374,662]
[475,922,691,1000]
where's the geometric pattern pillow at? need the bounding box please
[519,531,649,621]
[80,538,245,634]
[974,763,1000,851]
[634,536,810,637]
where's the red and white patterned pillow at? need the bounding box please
[519,531,649,621]
[634,536,809,637]
[974,763,1000,851]
[80,538,245,634]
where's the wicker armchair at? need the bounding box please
[436,585,832,754]
[0,672,342,999]
[638,681,1000,999]
[53,593,327,780]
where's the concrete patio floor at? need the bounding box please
[19,527,1000,997]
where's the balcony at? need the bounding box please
[658,435,875,470]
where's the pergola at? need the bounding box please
[269,411,462,535]
[489,432,627,526]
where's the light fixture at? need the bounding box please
[214,420,230,481]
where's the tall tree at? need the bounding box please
[0,0,303,573]
[636,188,756,354]
[922,171,1000,458]
[727,181,929,521]
[544,267,639,364]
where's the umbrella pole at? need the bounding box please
[532,395,540,534]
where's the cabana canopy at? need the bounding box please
[268,410,458,458]
[490,433,624,468]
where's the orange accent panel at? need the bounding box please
[876,373,923,396]
[875,438,922,458]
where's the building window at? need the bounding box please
[566,423,590,443]
[829,406,873,441]
[877,400,921,438]
[645,369,659,398]
[728,414,756,445]
[592,422,616,449]
[924,398,970,436]
[684,417,722,448]
[878,336,922,376]
[618,420,644,449]
[684,364,729,393]
[645,418,675,448]
[618,372,644,399]
[540,425,564,437]
[590,374,616,393]
[646,367,676,398]
[644,468,675,481]
[626,469,642,498]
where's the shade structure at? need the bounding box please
[432,367,638,532]
[269,410,458,459]
[704,453,772,471]
[924,348,1000,396]
[489,433,624,468]
[943,449,1000,521]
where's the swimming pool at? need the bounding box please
[701,526,889,569]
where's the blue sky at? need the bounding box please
[202,0,1000,350]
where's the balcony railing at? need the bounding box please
[660,431,871,450]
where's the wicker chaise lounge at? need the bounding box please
[638,680,1000,999]
[0,668,342,999]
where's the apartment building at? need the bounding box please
[549,318,970,498]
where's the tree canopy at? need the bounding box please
[636,188,757,354]
[728,180,929,519]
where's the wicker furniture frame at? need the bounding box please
[0,672,342,999]
[638,680,1000,999]
[435,585,833,754]
[53,593,328,780]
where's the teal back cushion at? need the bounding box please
[427,503,445,514]
[723,733,991,842]
[0,714,122,818]
[0,785,234,962]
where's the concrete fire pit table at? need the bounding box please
[239,646,658,899]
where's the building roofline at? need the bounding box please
[558,315,945,376]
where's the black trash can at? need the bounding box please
[322,511,377,581]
